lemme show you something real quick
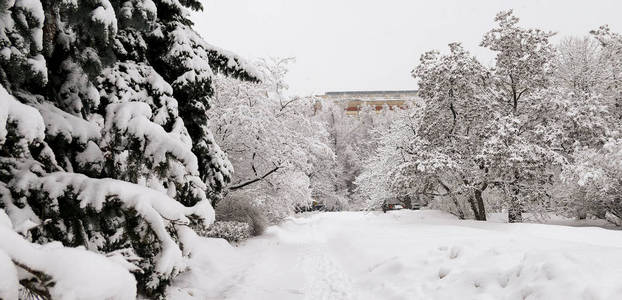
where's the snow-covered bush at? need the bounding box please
[216,196,267,237]
[562,139,622,223]
[202,221,251,243]
[0,0,258,297]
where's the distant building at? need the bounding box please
[318,90,418,115]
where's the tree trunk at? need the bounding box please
[42,0,57,57]
[605,211,622,226]
[472,184,487,221]
[467,198,480,220]
[577,207,587,220]
[438,180,465,220]
[508,170,522,223]
[508,191,523,223]
[464,179,487,221]
[508,204,522,223]
[402,196,412,209]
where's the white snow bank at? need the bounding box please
[166,226,239,299]
[171,210,622,300]
[0,241,18,300]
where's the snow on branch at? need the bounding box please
[8,170,215,277]
[165,24,261,89]
[103,101,199,175]
[0,85,46,155]
[37,102,102,145]
[0,209,137,299]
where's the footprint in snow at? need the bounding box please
[438,266,451,279]
[449,246,462,259]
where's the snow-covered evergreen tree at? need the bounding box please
[0,0,258,297]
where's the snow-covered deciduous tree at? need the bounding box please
[481,10,556,113]
[479,10,563,222]
[410,42,495,220]
[477,112,564,222]
[552,37,615,154]
[359,43,496,220]
[555,37,607,99]
[314,100,401,209]
[359,12,577,223]
[562,139,622,224]
[590,25,622,120]
[0,0,258,297]
[553,31,622,221]
[354,107,431,212]
[209,58,336,222]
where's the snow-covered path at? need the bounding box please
[169,210,622,300]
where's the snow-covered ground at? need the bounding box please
[169,210,622,300]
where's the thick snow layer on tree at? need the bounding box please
[165,25,261,87]
[98,61,180,128]
[103,102,199,174]
[0,183,40,235]
[38,102,101,144]
[14,0,44,25]
[27,54,47,81]
[1,0,260,296]
[169,210,622,300]
[58,59,100,115]
[203,42,262,80]
[11,170,215,273]
[90,0,118,41]
[13,0,44,50]
[0,85,45,150]
[0,209,137,299]
[0,210,19,300]
[0,249,18,300]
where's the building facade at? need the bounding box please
[319,90,418,115]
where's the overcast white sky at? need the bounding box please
[192,0,622,95]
